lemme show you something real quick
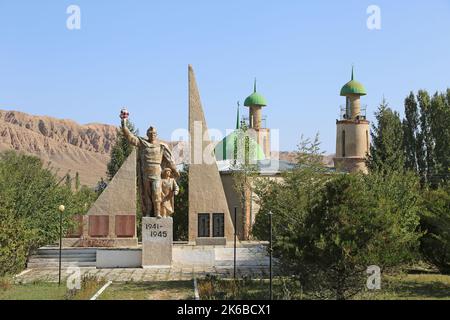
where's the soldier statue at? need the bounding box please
[120,109,179,219]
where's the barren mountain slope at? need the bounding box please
[0,110,117,186]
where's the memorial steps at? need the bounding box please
[27,247,97,268]
[26,243,270,269]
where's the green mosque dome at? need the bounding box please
[340,67,367,96]
[244,79,267,107]
[215,129,266,162]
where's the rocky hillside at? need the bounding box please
[0,110,118,186]
[0,109,335,187]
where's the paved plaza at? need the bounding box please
[14,265,272,284]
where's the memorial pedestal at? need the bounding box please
[142,217,173,267]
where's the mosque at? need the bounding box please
[204,67,370,242]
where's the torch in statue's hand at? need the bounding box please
[120,108,129,127]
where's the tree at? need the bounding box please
[0,151,97,275]
[302,172,421,299]
[429,91,450,184]
[253,136,421,300]
[252,134,328,241]
[95,177,108,194]
[0,207,34,276]
[403,92,419,171]
[173,165,189,241]
[367,99,405,173]
[419,186,450,274]
[65,173,72,189]
[417,90,435,185]
[231,124,260,239]
[75,172,81,191]
[401,89,450,185]
[107,120,137,180]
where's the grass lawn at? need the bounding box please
[0,275,106,300]
[0,282,68,300]
[357,274,450,300]
[198,274,450,300]
[99,281,194,300]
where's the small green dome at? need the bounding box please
[244,79,267,106]
[214,129,266,162]
[244,92,267,107]
[340,80,367,96]
[340,67,367,96]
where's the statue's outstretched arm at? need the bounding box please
[121,119,140,147]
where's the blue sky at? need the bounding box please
[1,0,449,153]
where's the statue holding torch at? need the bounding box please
[120,108,179,218]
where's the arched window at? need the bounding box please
[342,130,346,157]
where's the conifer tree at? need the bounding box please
[106,120,137,180]
[417,90,435,184]
[367,99,405,173]
[403,92,419,171]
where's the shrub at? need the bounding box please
[0,276,13,291]
[253,137,422,299]
[420,187,450,274]
[0,151,97,276]
[0,207,34,276]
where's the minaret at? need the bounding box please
[244,79,270,158]
[333,67,370,173]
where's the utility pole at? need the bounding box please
[234,206,237,280]
[58,205,65,286]
[269,211,273,300]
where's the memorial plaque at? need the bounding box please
[142,217,173,267]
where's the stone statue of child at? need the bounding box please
[160,168,179,218]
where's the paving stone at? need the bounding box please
[14,263,271,283]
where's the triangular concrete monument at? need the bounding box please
[188,65,234,244]
[78,149,138,247]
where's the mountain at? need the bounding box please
[0,109,335,187]
[0,110,117,186]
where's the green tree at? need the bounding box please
[429,91,450,184]
[107,120,137,180]
[231,124,260,239]
[403,92,419,171]
[253,136,421,300]
[65,173,72,189]
[0,151,97,275]
[173,165,189,241]
[75,171,81,191]
[401,89,450,185]
[95,177,108,194]
[252,134,328,241]
[303,172,421,299]
[417,90,435,185]
[419,186,450,274]
[0,207,34,276]
[367,99,405,173]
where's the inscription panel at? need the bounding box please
[142,217,172,266]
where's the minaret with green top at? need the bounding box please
[244,79,270,158]
[340,66,367,120]
[244,79,267,129]
[334,67,370,173]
